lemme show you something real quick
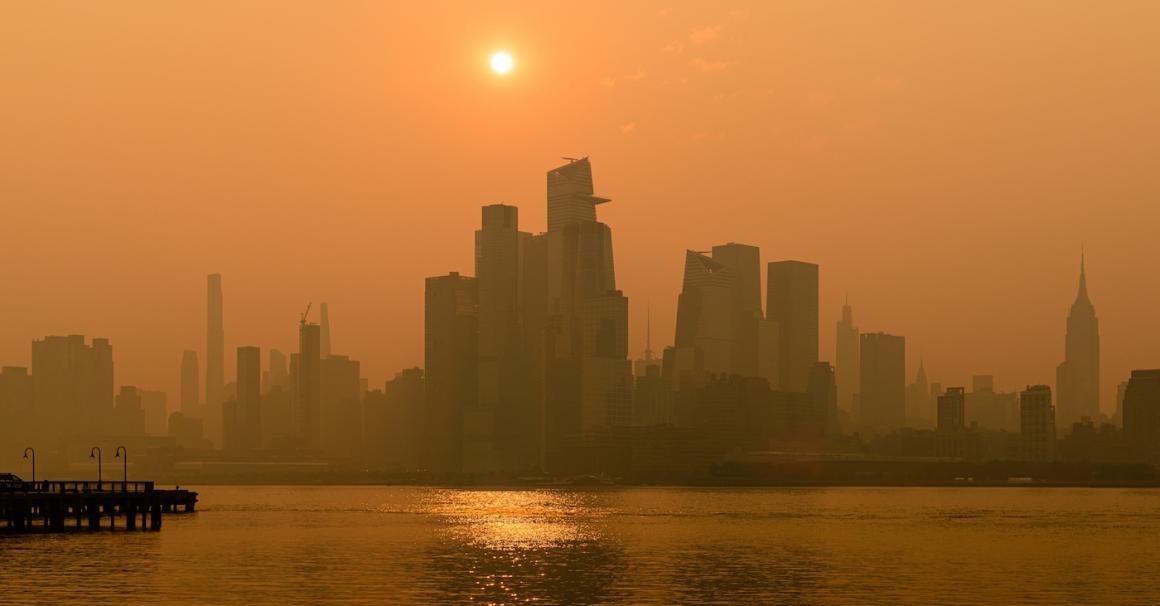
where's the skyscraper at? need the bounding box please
[673,250,737,377]
[936,387,966,458]
[424,272,478,473]
[670,243,762,381]
[319,302,332,359]
[1020,385,1056,461]
[475,204,533,470]
[298,319,322,450]
[859,332,905,433]
[766,260,818,392]
[180,350,199,415]
[544,157,632,472]
[31,335,114,436]
[712,243,762,378]
[236,346,261,452]
[321,354,361,461]
[1056,253,1100,428]
[905,359,930,427]
[1122,369,1160,462]
[835,296,860,417]
[206,273,224,446]
[268,349,289,393]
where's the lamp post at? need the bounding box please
[22,447,35,485]
[114,446,128,491]
[90,446,102,491]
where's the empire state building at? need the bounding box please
[1055,253,1100,428]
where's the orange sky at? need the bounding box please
[2,1,1158,413]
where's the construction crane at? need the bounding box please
[300,302,312,326]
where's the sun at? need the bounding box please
[490,51,514,75]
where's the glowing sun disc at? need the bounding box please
[490,51,514,74]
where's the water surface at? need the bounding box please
[3,486,1158,604]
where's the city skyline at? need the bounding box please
[2,3,1159,413]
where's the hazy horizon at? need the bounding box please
[3,1,1159,412]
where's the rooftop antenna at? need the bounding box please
[300,302,312,327]
[562,156,580,163]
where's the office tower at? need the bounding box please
[298,320,322,450]
[141,390,167,436]
[268,349,289,393]
[937,387,966,458]
[112,385,145,436]
[366,367,425,469]
[260,386,291,449]
[1020,385,1057,461]
[671,243,761,381]
[321,354,362,461]
[905,360,930,427]
[520,231,549,469]
[859,332,906,433]
[766,260,818,392]
[544,158,632,472]
[476,203,534,470]
[1114,379,1129,426]
[757,316,779,388]
[712,243,762,378]
[206,273,225,447]
[0,367,33,415]
[835,296,860,416]
[1056,253,1100,427]
[236,346,261,451]
[425,272,478,473]
[673,250,737,377]
[973,375,994,393]
[320,302,332,359]
[807,361,838,436]
[180,350,199,415]
[965,375,1020,431]
[1122,369,1160,462]
[31,335,114,436]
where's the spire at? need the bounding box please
[644,304,655,360]
[1074,248,1091,307]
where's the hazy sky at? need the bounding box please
[2,1,1158,413]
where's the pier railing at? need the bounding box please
[9,481,156,494]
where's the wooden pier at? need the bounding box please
[0,481,198,532]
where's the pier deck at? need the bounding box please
[0,481,198,532]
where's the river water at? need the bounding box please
[2,486,1158,604]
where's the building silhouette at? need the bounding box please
[543,158,632,472]
[1122,369,1160,462]
[673,250,738,379]
[1056,253,1100,428]
[835,296,860,420]
[905,359,930,427]
[766,260,818,392]
[321,354,361,461]
[236,345,261,452]
[32,335,114,437]
[937,387,966,458]
[141,390,167,436]
[807,361,838,436]
[633,307,662,378]
[206,273,225,447]
[268,349,289,393]
[180,350,199,415]
[424,272,478,473]
[112,385,145,436]
[475,204,535,470]
[1020,385,1056,461]
[859,332,905,433]
[320,302,332,359]
[297,319,322,451]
